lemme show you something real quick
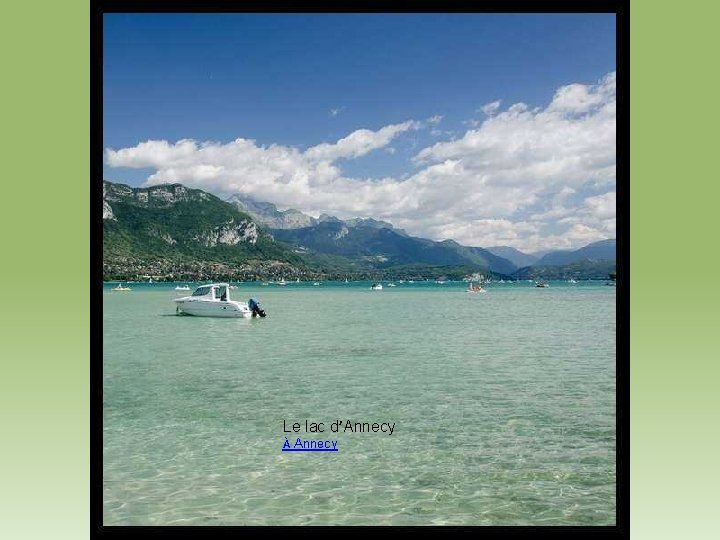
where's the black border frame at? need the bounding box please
[91,1,629,537]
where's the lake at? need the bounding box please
[103,280,616,525]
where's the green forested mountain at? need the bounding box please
[103,181,303,280]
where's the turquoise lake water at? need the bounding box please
[103,281,616,525]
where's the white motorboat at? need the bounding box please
[174,283,263,318]
[387,283,397,287]
[112,283,131,291]
[370,283,383,290]
[313,282,321,286]
[277,278,288,286]
[174,285,191,291]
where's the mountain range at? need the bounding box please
[533,239,617,266]
[229,193,615,274]
[228,194,519,275]
[102,180,616,281]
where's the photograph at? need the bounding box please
[99,7,624,528]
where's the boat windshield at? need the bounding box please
[215,285,228,301]
[192,286,212,297]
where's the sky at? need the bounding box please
[104,13,616,252]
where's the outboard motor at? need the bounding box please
[248,298,266,318]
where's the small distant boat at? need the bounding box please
[567,278,577,284]
[370,283,383,290]
[436,280,446,285]
[536,281,550,288]
[296,278,300,283]
[387,283,397,287]
[344,278,349,283]
[262,282,270,286]
[277,279,288,286]
[466,282,485,294]
[174,283,266,318]
[398,280,405,284]
[313,282,320,286]
[112,283,131,291]
[174,285,191,291]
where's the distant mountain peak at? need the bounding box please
[227,193,317,230]
[318,213,343,224]
[345,217,395,230]
[486,246,538,269]
[440,239,461,247]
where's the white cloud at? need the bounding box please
[419,218,541,247]
[304,121,420,161]
[548,72,615,115]
[106,72,616,252]
[479,100,501,116]
[105,139,199,168]
[583,191,616,220]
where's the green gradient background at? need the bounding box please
[1,1,90,540]
[2,1,718,538]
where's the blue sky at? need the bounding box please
[104,14,616,251]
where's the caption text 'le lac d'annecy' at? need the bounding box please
[282,419,396,452]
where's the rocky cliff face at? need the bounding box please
[333,224,349,240]
[103,199,115,220]
[192,219,258,246]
